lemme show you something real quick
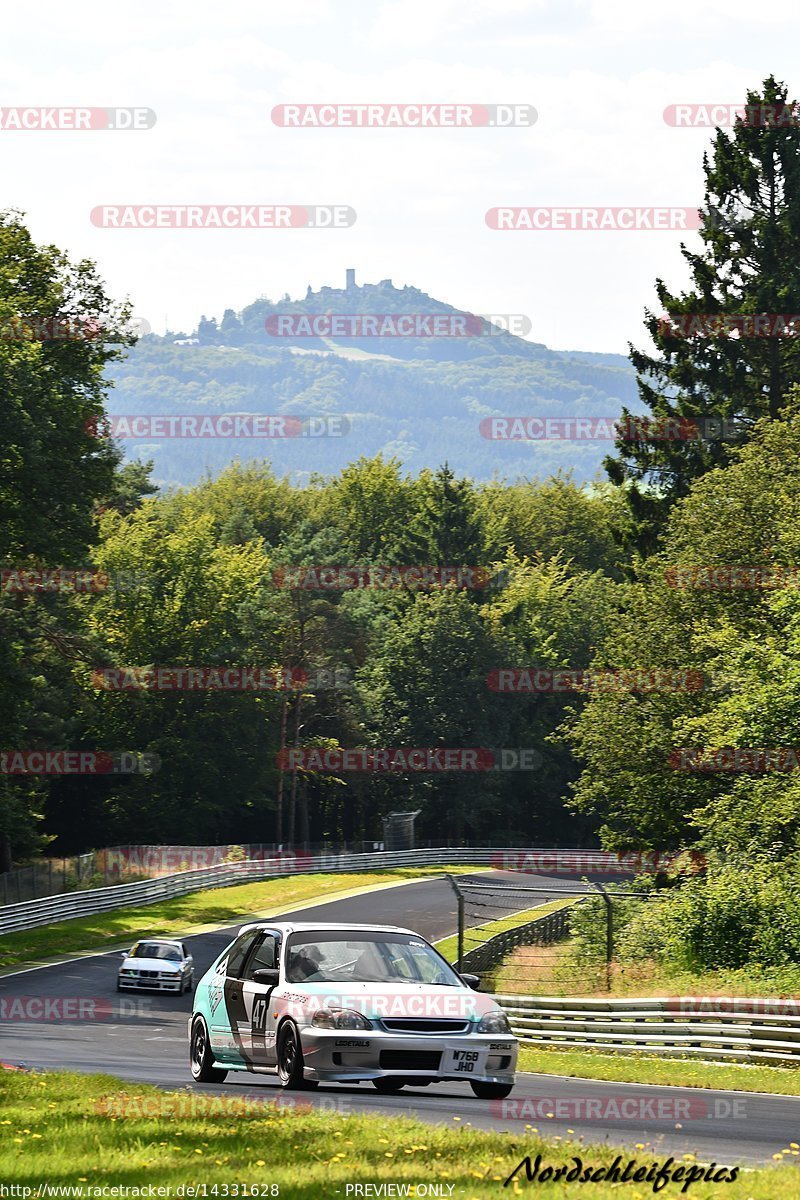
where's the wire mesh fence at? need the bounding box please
[0,854,97,904]
[447,875,672,996]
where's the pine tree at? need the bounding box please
[606,75,800,552]
[404,464,486,566]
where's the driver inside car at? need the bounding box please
[287,945,324,981]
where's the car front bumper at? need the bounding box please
[298,1029,518,1084]
[118,975,185,992]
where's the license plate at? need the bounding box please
[443,1048,486,1076]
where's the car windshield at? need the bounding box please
[130,943,181,961]
[284,931,462,985]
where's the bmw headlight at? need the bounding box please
[476,1010,512,1034]
[311,1008,371,1030]
[120,969,137,976]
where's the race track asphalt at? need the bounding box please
[1,870,797,1168]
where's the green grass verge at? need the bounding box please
[519,1045,800,1097]
[493,936,800,999]
[0,867,481,972]
[602,962,800,999]
[435,898,576,966]
[0,1068,794,1197]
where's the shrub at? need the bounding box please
[618,857,800,971]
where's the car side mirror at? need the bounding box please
[120,951,129,958]
[252,968,279,986]
[459,973,480,990]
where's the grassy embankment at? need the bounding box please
[1,1068,795,1199]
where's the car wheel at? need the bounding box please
[116,979,122,993]
[276,1021,317,1090]
[469,1081,513,1100]
[190,1016,227,1083]
[372,1078,405,1093]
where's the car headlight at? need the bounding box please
[476,1010,512,1034]
[120,969,137,976]
[311,1008,371,1030]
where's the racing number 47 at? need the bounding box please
[252,997,268,1030]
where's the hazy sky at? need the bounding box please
[4,0,796,352]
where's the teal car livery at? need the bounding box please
[189,921,516,1098]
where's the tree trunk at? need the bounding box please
[299,776,310,845]
[288,692,303,845]
[275,695,289,845]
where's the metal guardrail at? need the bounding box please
[0,847,605,935]
[461,902,578,974]
[494,994,800,1064]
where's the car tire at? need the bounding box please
[116,979,122,993]
[372,1078,406,1093]
[276,1021,317,1090]
[190,1016,227,1083]
[469,1081,513,1100]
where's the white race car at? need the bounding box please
[189,922,517,1098]
[118,938,194,994]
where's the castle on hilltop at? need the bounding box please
[308,269,399,299]
[345,268,396,292]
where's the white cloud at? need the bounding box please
[365,0,543,49]
[0,0,792,353]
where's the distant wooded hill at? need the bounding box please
[106,271,639,487]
